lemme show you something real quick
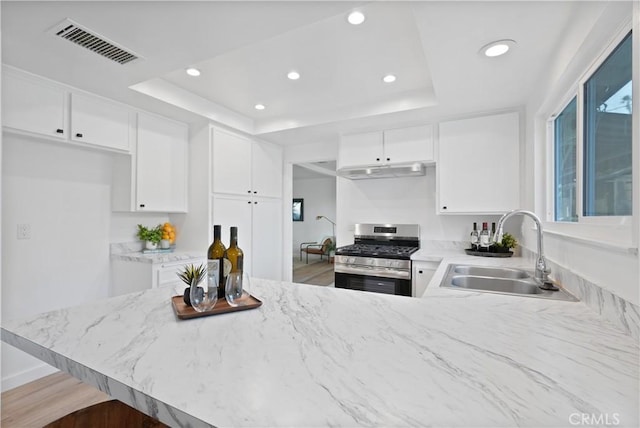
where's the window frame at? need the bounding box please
[545,24,634,248]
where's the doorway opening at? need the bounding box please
[291,161,336,286]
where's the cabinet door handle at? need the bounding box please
[247,190,251,194]
[254,201,258,204]
[247,201,251,204]
[56,129,64,134]
[139,204,145,208]
[253,191,257,194]
[442,206,447,210]
[386,157,390,161]
[376,158,380,161]
[419,270,423,274]
[76,133,83,138]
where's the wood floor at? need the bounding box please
[1,372,110,427]
[292,257,335,286]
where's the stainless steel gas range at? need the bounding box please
[334,224,419,296]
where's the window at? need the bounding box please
[552,31,632,223]
[554,97,577,222]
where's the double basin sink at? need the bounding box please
[440,264,577,302]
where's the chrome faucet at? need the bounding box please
[493,209,555,288]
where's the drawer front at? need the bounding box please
[156,259,205,288]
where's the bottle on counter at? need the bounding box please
[207,225,227,298]
[470,222,479,251]
[489,222,497,252]
[479,222,490,251]
[224,227,244,275]
[224,227,245,305]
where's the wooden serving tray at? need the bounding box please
[171,294,262,320]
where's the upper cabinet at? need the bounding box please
[2,68,131,153]
[437,112,520,214]
[2,71,67,139]
[135,113,188,213]
[338,124,433,169]
[70,93,130,152]
[211,127,283,198]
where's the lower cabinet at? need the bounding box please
[412,261,440,297]
[212,194,282,280]
[111,257,205,297]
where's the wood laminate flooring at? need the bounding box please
[1,372,110,428]
[292,257,335,286]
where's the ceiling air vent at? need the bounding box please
[50,19,141,65]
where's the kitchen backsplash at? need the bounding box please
[520,247,640,341]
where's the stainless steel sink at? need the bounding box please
[453,265,530,279]
[440,264,577,302]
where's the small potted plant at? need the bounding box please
[493,233,518,253]
[177,263,206,306]
[136,224,163,250]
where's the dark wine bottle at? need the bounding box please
[224,227,244,275]
[489,222,497,252]
[207,225,227,298]
[470,222,479,251]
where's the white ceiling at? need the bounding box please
[1,1,608,146]
[293,161,337,180]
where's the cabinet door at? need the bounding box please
[252,141,283,198]
[338,131,384,168]
[384,125,434,164]
[211,128,252,195]
[2,72,67,138]
[438,112,520,214]
[136,113,188,212]
[70,93,130,151]
[412,261,439,297]
[252,197,282,280]
[212,194,253,275]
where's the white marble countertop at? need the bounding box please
[2,273,639,427]
[110,250,204,264]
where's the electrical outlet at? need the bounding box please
[17,224,31,240]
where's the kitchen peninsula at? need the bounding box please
[2,275,638,427]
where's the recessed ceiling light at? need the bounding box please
[254,104,266,110]
[382,74,397,83]
[347,11,365,25]
[287,71,300,80]
[480,39,516,57]
[186,67,201,77]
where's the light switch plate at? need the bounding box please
[17,224,31,240]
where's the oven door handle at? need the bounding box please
[334,265,410,279]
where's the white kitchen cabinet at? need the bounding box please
[111,256,205,297]
[384,125,434,164]
[338,131,384,168]
[412,261,440,297]
[437,112,520,214]
[252,197,283,280]
[252,141,283,198]
[211,128,283,198]
[338,125,434,169]
[211,194,282,279]
[70,93,130,152]
[135,112,188,212]
[211,128,253,195]
[2,70,67,139]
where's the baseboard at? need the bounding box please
[1,363,59,392]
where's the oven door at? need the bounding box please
[334,272,411,296]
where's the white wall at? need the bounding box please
[523,1,639,306]
[336,167,504,248]
[293,177,336,254]
[1,135,169,391]
[1,136,112,389]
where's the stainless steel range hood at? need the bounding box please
[337,162,426,180]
